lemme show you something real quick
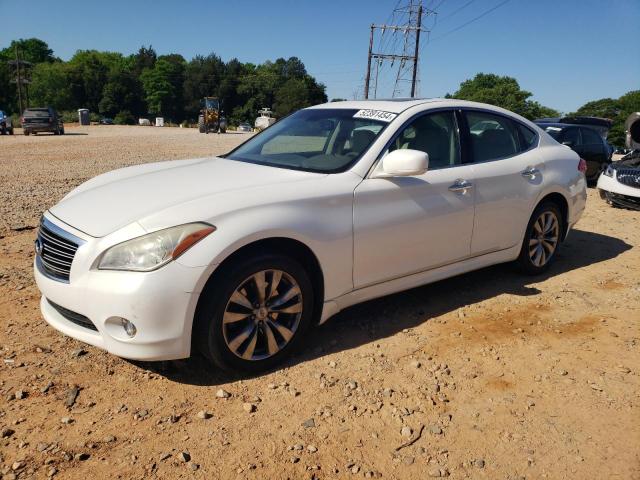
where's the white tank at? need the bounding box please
[255,108,276,130]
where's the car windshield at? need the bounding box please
[226,109,388,173]
[205,98,219,110]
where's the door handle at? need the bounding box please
[448,179,473,192]
[521,167,540,179]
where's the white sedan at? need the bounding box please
[34,99,587,372]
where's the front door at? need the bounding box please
[353,110,475,288]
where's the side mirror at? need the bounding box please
[373,149,429,178]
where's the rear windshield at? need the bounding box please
[24,108,50,117]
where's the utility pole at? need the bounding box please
[363,1,432,99]
[410,4,423,98]
[8,45,32,113]
[364,24,374,99]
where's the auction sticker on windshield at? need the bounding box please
[353,109,397,123]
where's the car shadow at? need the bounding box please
[133,228,631,386]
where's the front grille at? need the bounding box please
[47,299,97,331]
[617,169,640,189]
[37,219,80,282]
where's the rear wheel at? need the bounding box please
[194,253,314,373]
[517,202,562,274]
[24,130,30,136]
[198,116,206,133]
[8,127,13,135]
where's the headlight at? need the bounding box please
[98,223,215,272]
[603,164,615,177]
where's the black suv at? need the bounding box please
[0,110,13,135]
[22,107,65,135]
[536,119,612,183]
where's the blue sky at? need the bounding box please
[1,0,638,113]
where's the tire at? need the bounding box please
[54,129,59,135]
[516,202,563,275]
[8,128,13,135]
[60,126,65,135]
[194,253,315,373]
[24,130,30,136]
[198,116,205,134]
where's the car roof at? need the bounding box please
[309,98,538,122]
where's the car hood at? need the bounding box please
[50,157,324,237]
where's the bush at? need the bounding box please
[114,110,136,125]
[90,112,101,123]
[61,111,78,123]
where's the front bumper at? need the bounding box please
[34,216,213,361]
[597,173,640,210]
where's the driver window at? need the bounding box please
[390,111,461,169]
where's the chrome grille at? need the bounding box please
[617,169,640,189]
[36,218,81,282]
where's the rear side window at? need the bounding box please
[516,123,537,150]
[465,111,519,162]
[580,127,601,145]
[562,128,580,145]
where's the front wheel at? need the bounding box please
[516,202,563,274]
[194,254,314,373]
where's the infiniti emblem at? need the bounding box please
[34,238,43,256]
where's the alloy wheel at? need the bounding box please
[222,269,303,361]
[528,211,559,267]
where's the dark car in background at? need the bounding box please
[536,119,612,183]
[22,107,65,136]
[0,110,14,135]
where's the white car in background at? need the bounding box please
[34,99,587,372]
[597,112,640,210]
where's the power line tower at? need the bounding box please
[8,45,32,113]
[364,0,431,99]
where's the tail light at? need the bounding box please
[578,158,587,174]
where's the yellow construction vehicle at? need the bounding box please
[198,97,227,134]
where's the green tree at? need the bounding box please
[99,68,144,117]
[447,73,557,120]
[274,78,311,118]
[570,90,640,147]
[141,56,185,119]
[0,38,56,64]
[30,62,72,110]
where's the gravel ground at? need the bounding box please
[0,126,638,479]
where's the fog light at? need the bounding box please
[121,318,137,337]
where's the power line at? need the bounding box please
[429,0,511,42]
[438,0,476,22]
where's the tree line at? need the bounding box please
[0,38,327,125]
[1,39,638,145]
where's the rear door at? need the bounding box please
[464,110,545,255]
[579,127,607,179]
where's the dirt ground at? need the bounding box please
[0,126,638,480]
